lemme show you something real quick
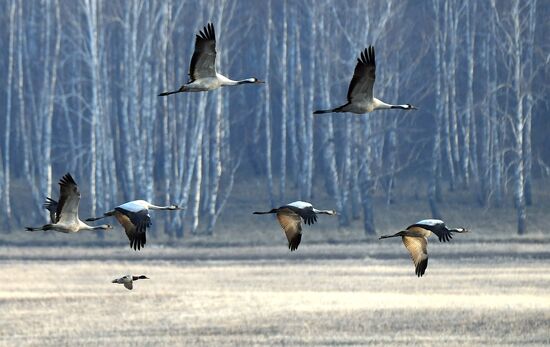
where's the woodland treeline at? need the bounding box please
[0,0,547,236]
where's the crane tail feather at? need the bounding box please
[313,109,334,115]
[379,234,400,240]
[159,85,188,96]
[25,224,52,231]
[158,90,180,96]
[86,211,114,222]
[85,216,105,222]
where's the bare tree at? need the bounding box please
[0,0,547,239]
[2,0,16,222]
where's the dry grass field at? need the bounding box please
[1,237,549,347]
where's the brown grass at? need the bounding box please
[0,240,549,346]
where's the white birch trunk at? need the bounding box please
[191,133,203,235]
[179,95,207,235]
[296,25,308,200]
[429,0,443,218]
[304,3,316,200]
[448,1,460,183]
[279,0,288,201]
[523,0,536,206]
[264,0,275,206]
[512,0,526,234]
[16,0,37,205]
[43,0,61,210]
[479,27,491,206]
[360,122,375,235]
[317,10,343,226]
[206,82,224,235]
[119,5,135,199]
[3,0,16,219]
[463,0,476,188]
[161,1,173,213]
[83,0,105,216]
[286,7,298,182]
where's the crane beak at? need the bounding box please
[256,79,265,84]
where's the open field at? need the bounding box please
[1,240,549,346]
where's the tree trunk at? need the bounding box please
[512,0,526,235]
[264,0,275,206]
[279,0,288,201]
[429,0,443,218]
[523,0,537,206]
[2,0,17,223]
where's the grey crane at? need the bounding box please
[159,23,264,95]
[26,173,112,233]
[314,46,417,115]
[86,200,183,250]
[379,219,468,277]
[253,201,336,251]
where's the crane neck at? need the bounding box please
[79,222,110,231]
[148,204,176,211]
[373,98,392,109]
[312,208,336,215]
[390,104,411,110]
[236,78,257,85]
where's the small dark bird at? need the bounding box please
[253,201,336,251]
[112,275,149,290]
[379,219,468,277]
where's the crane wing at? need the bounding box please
[430,226,453,242]
[189,23,217,81]
[401,236,428,277]
[43,197,59,223]
[407,221,453,242]
[276,208,303,251]
[347,46,376,104]
[55,173,81,225]
[285,205,317,226]
[114,208,151,251]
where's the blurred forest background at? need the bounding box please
[0,0,548,239]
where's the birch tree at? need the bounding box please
[2,0,16,222]
[0,0,547,239]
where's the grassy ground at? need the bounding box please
[1,238,549,346]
